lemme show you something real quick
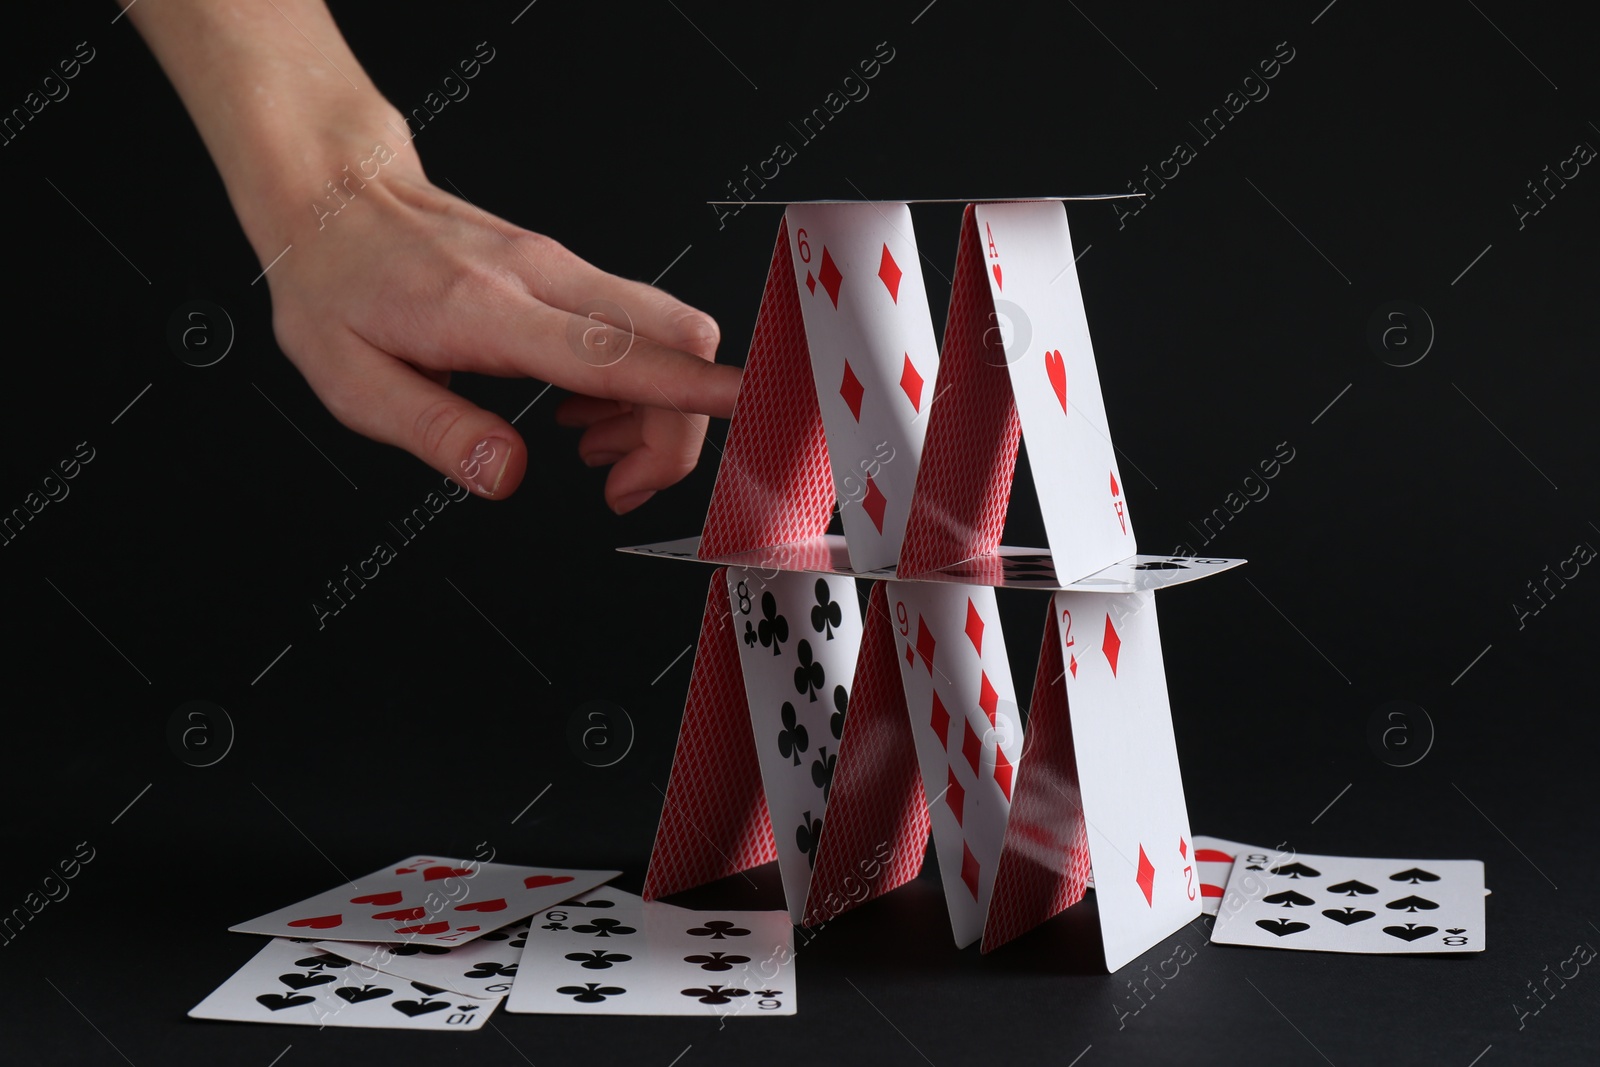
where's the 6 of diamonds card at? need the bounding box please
[785,202,939,573]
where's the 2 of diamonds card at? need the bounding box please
[1211,851,1486,954]
[229,856,617,945]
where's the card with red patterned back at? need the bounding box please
[643,568,777,901]
[802,581,930,926]
[981,598,1091,953]
[699,218,836,560]
[896,205,1022,578]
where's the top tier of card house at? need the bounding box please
[619,536,1243,595]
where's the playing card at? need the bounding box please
[315,919,530,999]
[188,938,492,1030]
[643,568,779,903]
[1192,836,1273,917]
[229,856,618,946]
[894,202,1023,581]
[981,600,1091,953]
[1053,590,1199,971]
[975,201,1134,584]
[887,579,1022,948]
[1211,851,1486,954]
[786,203,940,573]
[726,567,864,922]
[507,891,796,1017]
[800,580,932,927]
[699,217,836,560]
[932,552,1246,593]
[623,537,1244,595]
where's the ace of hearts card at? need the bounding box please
[974,200,1134,585]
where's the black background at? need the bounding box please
[2,1,1597,1064]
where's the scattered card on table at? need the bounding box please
[189,938,492,1030]
[1192,836,1275,917]
[507,894,796,1017]
[230,856,618,946]
[1211,851,1485,954]
[315,919,531,999]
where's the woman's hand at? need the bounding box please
[122,0,739,511]
[266,153,737,509]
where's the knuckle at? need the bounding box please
[669,308,720,358]
[412,396,471,458]
[270,308,316,365]
[669,440,703,480]
[590,322,632,354]
[443,257,510,300]
[515,229,566,265]
[321,385,364,432]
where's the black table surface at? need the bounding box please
[4,2,1598,1064]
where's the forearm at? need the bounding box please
[118,0,413,261]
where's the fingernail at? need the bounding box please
[462,437,511,497]
[585,451,625,467]
[613,489,655,513]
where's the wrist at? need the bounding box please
[122,0,425,264]
[228,101,424,260]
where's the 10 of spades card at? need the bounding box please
[188,938,494,1031]
[315,920,532,999]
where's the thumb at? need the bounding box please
[322,342,529,499]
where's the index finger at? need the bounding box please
[452,297,742,418]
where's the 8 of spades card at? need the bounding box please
[1211,851,1486,954]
